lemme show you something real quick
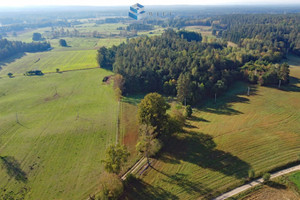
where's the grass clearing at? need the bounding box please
[0,68,118,200]
[123,55,300,199]
[184,25,215,38]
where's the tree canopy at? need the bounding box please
[102,144,129,174]
[138,93,170,135]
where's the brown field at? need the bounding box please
[242,185,299,200]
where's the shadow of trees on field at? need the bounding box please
[279,76,300,92]
[190,116,210,123]
[159,131,251,180]
[151,168,213,197]
[0,156,27,183]
[199,84,258,116]
[121,177,179,200]
[0,53,26,68]
[266,181,287,189]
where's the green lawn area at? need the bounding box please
[0,68,118,200]
[0,49,98,76]
[289,171,300,189]
[123,55,300,199]
[184,25,215,39]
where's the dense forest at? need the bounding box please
[217,14,300,57]
[0,39,51,61]
[97,29,289,105]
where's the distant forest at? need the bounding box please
[215,14,300,56]
[0,39,51,61]
[97,29,289,105]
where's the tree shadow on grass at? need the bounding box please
[190,116,210,123]
[0,156,27,183]
[151,168,213,198]
[121,177,179,200]
[0,53,26,68]
[122,94,145,106]
[199,83,258,116]
[266,181,287,189]
[159,131,251,180]
[278,76,300,92]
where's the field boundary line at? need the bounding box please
[213,164,300,200]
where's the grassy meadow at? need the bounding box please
[0,68,119,199]
[123,55,300,200]
[0,50,98,76]
[289,171,300,190]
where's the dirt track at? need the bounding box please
[213,164,300,200]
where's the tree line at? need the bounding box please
[216,14,300,56]
[0,39,51,61]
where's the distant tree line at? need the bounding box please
[216,14,300,56]
[0,39,51,61]
[126,23,154,31]
[0,21,72,35]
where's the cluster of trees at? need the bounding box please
[32,33,44,41]
[49,27,105,38]
[25,70,43,76]
[166,18,212,28]
[0,39,50,61]
[218,14,300,56]
[125,23,154,31]
[242,60,290,86]
[98,29,240,105]
[59,39,68,47]
[98,92,187,200]
[98,29,290,105]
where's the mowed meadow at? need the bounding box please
[124,55,300,200]
[0,68,119,199]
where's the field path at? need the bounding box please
[213,164,300,200]
[121,156,147,180]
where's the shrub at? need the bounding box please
[59,39,67,47]
[263,173,271,182]
[248,169,255,180]
[98,173,123,200]
[185,105,193,118]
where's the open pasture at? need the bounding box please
[0,68,118,199]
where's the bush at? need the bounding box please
[32,32,43,41]
[248,169,255,180]
[7,72,13,78]
[98,173,123,200]
[185,105,193,118]
[263,173,271,182]
[59,39,67,47]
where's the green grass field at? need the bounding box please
[0,50,98,76]
[0,68,118,199]
[289,171,300,189]
[123,55,300,200]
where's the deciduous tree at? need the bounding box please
[138,93,170,135]
[102,144,129,174]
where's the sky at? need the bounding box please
[0,0,300,7]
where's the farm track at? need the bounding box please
[213,164,300,200]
